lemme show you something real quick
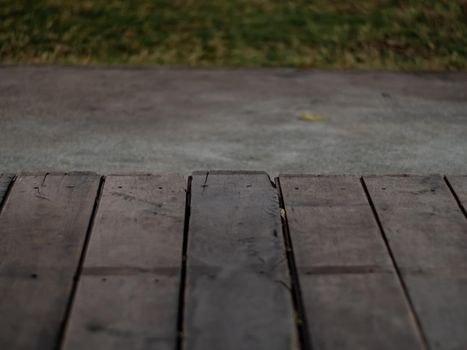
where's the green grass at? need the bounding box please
[1,0,467,69]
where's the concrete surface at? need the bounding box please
[0,66,466,175]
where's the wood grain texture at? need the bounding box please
[184,171,297,350]
[279,175,424,350]
[0,174,100,350]
[446,176,467,216]
[364,175,467,350]
[62,175,187,350]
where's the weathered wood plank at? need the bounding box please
[364,175,467,350]
[62,175,187,350]
[446,176,467,216]
[279,175,424,350]
[184,171,297,350]
[0,174,13,207]
[0,174,100,350]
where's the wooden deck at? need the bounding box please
[0,172,466,350]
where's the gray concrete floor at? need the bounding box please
[0,66,466,175]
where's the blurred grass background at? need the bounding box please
[1,0,466,69]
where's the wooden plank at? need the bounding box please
[184,171,297,350]
[62,175,187,350]
[446,176,467,216]
[279,175,424,350]
[364,175,467,350]
[0,174,14,206]
[0,174,100,350]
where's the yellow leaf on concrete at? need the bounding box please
[299,112,324,121]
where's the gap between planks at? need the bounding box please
[56,176,106,350]
[360,177,430,350]
[0,174,15,216]
[1,173,466,350]
[275,177,312,350]
[444,176,467,219]
[177,176,192,350]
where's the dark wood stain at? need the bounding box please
[62,175,187,350]
[0,173,465,350]
[364,175,467,350]
[183,172,298,350]
[279,175,424,350]
[0,174,100,350]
